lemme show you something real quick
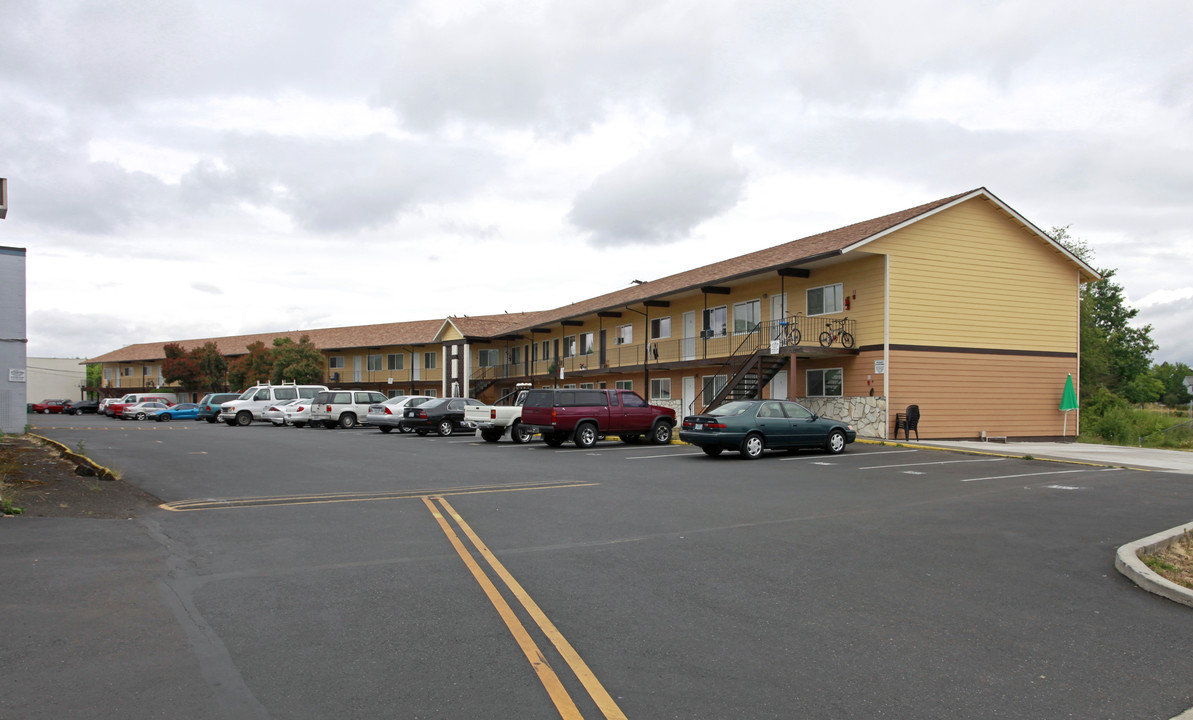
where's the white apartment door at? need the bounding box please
[682,376,696,417]
[412,352,421,381]
[770,369,788,401]
[682,311,696,361]
[770,293,787,341]
[353,355,363,382]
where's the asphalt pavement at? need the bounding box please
[4,415,1193,719]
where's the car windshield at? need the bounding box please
[237,388,258,400]
[421,398,449,409]
[708,401,754,417]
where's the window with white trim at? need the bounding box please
[579,332,594,356]
[367,354,383,371]
[563,335,577,358]
[733,299,761,334]
[579,382,595,389]
[650,317,671,340]
[806,368,843,397]
[650,378,671,399]
[329,356,345,369]
[423,352,437,370]
[807,283,843,316]
[703,306,727,337]
[616,324,633,345]
[387,353,404,371]
[478,349,500,367]
[541,340,550,360]
[702,374,727,401]
[615,380,633,390]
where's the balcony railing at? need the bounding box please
[470,316,856,383]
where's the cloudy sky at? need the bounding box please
[3,0,1191,365]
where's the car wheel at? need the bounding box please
[481,428,503,443]
[739,433,764,459]
[620,434,642,444]
[379,426,393,434]
[574,422,598,449]
[437,419,454,436]
[135,412,147,420]
[398,425,411,433]
[159,414,171,422]
[825,429,847,455]
[294,422,306,428]
[224,419,237,426]
[510,422,532,444]
[205,417,217,424]
[236,411,253,426]
[416,429,429,436]
[702,446,724,457]
[339,413,357,429]
[650,422,673,445]
[543,433,566,447]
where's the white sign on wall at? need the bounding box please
[9,369,26,382]
[874,360,885,375]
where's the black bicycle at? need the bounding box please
[819,317,855,348]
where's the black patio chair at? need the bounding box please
[895,405,920,440]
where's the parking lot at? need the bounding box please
[7,414,1193,719]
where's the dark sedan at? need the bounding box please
[680,399,856,459]
[65,400,100,415]
[399,397,481,436]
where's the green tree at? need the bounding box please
[192,342,229,392]
[85,363,101,394]
[1152,361,1193,406]
[1052,226,1157,399]
[226,341,274,391]
[270,336,325,385]
[1124,372,1164,404]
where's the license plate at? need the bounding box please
[695,423,704,430]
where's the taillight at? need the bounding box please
[417,410,427,418]
[707,422,727,429]
[490,409,496,419]
[551,409,557,422]
[296,406,305,412]
[325,405,332,412]
[384,407,393,415]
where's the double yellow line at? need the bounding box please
[424,496,627,720]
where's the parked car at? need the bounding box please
[519,388,676,448]
[366,395,435,433]
[98,398,121,415]
[679,399,856,459]
[263,399,300,426]
[31,399,70,414]
[110,394,177,418]
[310,390,388,429]
[196,393,240,423]
[123,401,171,420]
[282,398,315,428]
[151,403,200,422]
[400,397,481,436]
[220,383,328,426]
[65,400,99,415]
[462,386,534,443]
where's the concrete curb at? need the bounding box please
[28,433,120,481]
[1114,521,1193,609]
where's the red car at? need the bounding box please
[32,399,70,414]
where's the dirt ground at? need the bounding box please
[0,434,161,519]
[1143,535,1193,591]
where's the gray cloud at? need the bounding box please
[1136,297,1193,366]
[568,137,746,247]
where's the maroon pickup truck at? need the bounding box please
[519,388,676,448]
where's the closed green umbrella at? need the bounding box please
[1060,373,1078,436]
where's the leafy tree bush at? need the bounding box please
[270,336,325,385]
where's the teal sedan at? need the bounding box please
[150,403,201,422]
[680,399,856,459]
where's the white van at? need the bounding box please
[219,383,328,426]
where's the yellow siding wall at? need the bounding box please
[876,197,1080,352]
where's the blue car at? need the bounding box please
[680,399,856,459]
[150,403,200,422]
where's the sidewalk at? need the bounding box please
[895,439,1193,474]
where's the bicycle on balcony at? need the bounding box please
[776,313,802,346]
[819,317,855,348]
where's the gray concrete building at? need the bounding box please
[1,245,28,434]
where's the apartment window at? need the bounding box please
[367,354,383,372]
[808,283,844,316]
[702,306,727,337]
[579,382,595,389]
[616,380,633,390]
[103,368,112,381]
[511,346,522,365]
[650,378,671,399]
[423,352,437,370]
[579,332,595,356]
[142,365,151,376]
[121,367,132,377]
[387,353,404,371]
[616,324,633,345]
[478,349,500,367]
[425,388,437,398]
[733,299,761,334]
[541,340,551,360]
[329,356,345,369]
[563,335,577,358]
[702,374,727,401]
[650,317,671,340]
[806,368,843,397]
[388,390,405,398]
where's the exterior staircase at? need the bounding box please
[702,348,789,412]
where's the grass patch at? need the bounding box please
[1140,530,1193,591]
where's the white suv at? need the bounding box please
[220,383,328,426]
[310,390,388,429]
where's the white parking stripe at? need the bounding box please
[859,458,1006,470]
[961,469,1090,483]
[626,452,705,460]
[781,449,919,462]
